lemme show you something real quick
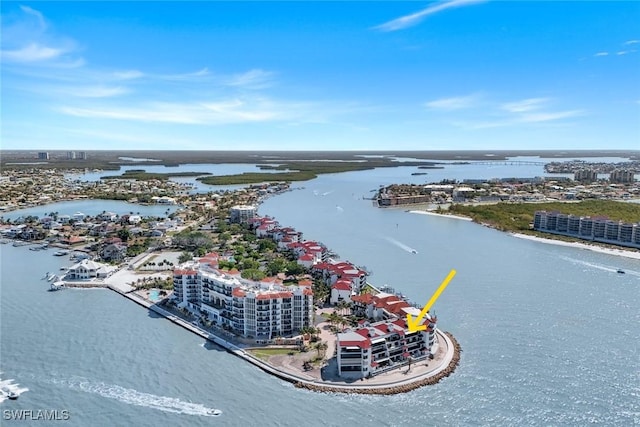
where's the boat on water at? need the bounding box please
[208,409,222,416]
[49,282,66,291]
[617,269,625,274]
[411,250,418,254]
[54,250,69,256]
[1,388,18,400]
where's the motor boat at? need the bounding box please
[617,269,625,274]
[1,388,18,400]
[208,409,222,416]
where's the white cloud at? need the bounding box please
[518,110,584,123]
[227,69,274,89]
[594,52,609,57]
[69,86,129,98]
[57,97,306,125]
[113,70,144,80]
[447,96,584,129]
[19,5,46,30]
[1,42,65,62]
[374,0,486,32]
[501,98,548,113]
[624,40,639,45]
[425,94,480,111]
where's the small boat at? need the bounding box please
[54,250,69,256]
[1,388,18,400]
[208,409,222,416]
[49,282,66,291]
[411,250,418,254]
[617,269,625,274]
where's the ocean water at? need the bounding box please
[1,160,639,426]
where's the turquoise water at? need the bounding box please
[1,159,639,426]
[149,290,160,302]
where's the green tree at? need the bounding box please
[241,269,266,281]
[266,258,287,276]
[285,261,305,276]
[178,252,193,263]
[258,239,276,252]
[117,228,131,242]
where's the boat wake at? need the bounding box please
[385,237,418,254]
[48,376,221,417]
[560,256,639,277]
[0,375,28,403]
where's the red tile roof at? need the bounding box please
[232,288,246,297]
[331,281,351,291]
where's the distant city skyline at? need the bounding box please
[1,1,639,150]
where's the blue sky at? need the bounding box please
[1,1,639,151]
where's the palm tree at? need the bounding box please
[316,341,328,359]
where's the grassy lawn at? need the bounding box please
[248,348,300,361]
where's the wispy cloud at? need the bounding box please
[501,98,548,113]
[442,96,585,129]
[113,70,144,80]
[374,0,486,32]
[68,86,129,98]
[594,51,609,57]
[425,94,481,111]
[1,5,82,67]
[19,5,46,30]
[1,43,65,62]
[226,69,274,89]
[518,109,583,123]
[57,97,311,125]
[624,40,639,45]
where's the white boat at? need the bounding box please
[208,409,222,416]
[49,281,66,291]
[1,387,18,400]
[54,250,69,256]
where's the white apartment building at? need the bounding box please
[173,262,313,339]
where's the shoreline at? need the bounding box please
[408,210,473,221]
[105,281,459,394]
[405,209,640,260]
[510,233,640,260]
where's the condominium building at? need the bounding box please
[533,210,640,249]
[229,205,257,224]
[173,262,313,339]
[609,169,636,184]
[574,169,597,182]
[336,316,437,379]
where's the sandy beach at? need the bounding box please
[408,210,472,221]
[511,233,640,260]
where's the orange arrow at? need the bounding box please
[406,269,456,332]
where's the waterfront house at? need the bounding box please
[65,259,114,280]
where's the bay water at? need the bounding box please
[1,161,639,426]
